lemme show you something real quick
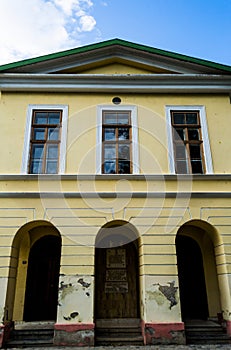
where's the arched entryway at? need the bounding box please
[175,221,231,343]
[94,221,142,345]
[24,235,61,321]
[176,220,222,323]
[5,221,61,324]
[176,235,208,320]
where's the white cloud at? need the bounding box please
[0,0,97,65]
[78,15,96,32]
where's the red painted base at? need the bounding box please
[54,323,95,346]
[226,320,231,336]
[141,321,185,345]
[0,325,4,348]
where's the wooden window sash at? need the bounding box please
[29,110,62,174]
[171,111,205,174]
[102,111,132,174]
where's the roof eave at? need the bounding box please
[1,73,231,94]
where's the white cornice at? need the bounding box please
[0,74,231,93]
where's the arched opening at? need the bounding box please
[24,235,61,321]
[94,221,142,345]
[5,221,61,323]
[176,221,221,322]
[176,235,208,320]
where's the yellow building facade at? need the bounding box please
[0,39,230,346]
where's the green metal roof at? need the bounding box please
[0,38,231,73]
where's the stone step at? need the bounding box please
[6,338,54,348]
[97,327,141,333]
[12,329,54,338]
[185,320,230,345]
[5,323,55,348]
[95,318,143,346]
[96,318,141,328]
[95,336,144,346]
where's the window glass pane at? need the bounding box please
[176,160,188,174]
[104,114,117,124]
[46,145,58,159]
[30,160,42,174]
[104,144,116,159]
[174,128,185,141]
[186,113,198,124]
[118,128,129,140]
[104,161,116,174]
[188,129,200,141]
[104,128,115,141]
[34,112,47,124]
[118,145,130,160]
[48,112,61,124]
[46,160,58,174]
[48,128,59,140]
[118,161,130,174]
[173,113,184,124]
[191,160,203,173]
[117,113,129,124]
[34,128,46,140]
[189,145,201,159]
[175,144,186,159]
[31,144,44,159]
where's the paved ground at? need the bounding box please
[6,346,231,350]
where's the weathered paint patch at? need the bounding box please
[144,322,185,345]
[57,275,94,325]
[0,325,4,348]
[155,281,178,309]
[63,311,79,321]
[144,276,181,323]
[78,278,91,288]
[54,323,94,346]
[226,320,231,336]
[146,290,165,306]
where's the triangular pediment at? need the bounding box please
[58,58,177,74]
[0,38,231,75]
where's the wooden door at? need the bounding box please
[24,235,61,321]
[95,241,139,319]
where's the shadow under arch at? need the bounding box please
[95,219,140,248]
[94,220,141,329]
[5,220,61,323]
[175,219,222,322]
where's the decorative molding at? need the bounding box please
[0,192,230,198]
[1,74,231,93]
[0,174,230,181]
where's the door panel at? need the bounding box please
[95,241,139,319]
[24,235,61,321]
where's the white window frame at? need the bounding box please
[166,105,213,174]
[21,104,68,174]
[96,105,139,174]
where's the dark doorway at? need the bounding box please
[176,235,209,320]
[24,235,61,321]
[95,238,140,319]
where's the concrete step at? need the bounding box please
[5,322,55,348]
[185,320,230,345]
[6,338,54,348]
[95,318,143,346]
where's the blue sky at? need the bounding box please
[0,0,230,66]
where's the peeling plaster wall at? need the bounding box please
[144,276,182,323]
[0,278,8,322]
[57,275,94,324]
